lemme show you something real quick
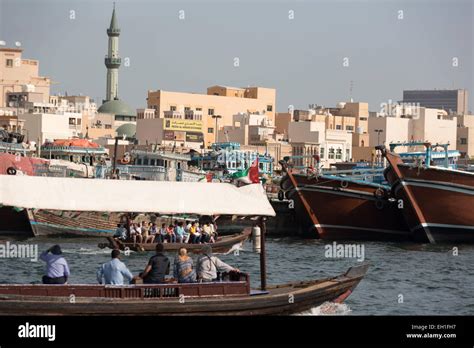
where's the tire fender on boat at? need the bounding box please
[6,167,17,175]
[340,180,349,188]
[375,199,385,210]
[374,187,385,199]
[277,190,285,201]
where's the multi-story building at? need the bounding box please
[288,120,352,168]
[0,46,51,108]
[403,89,469,115]
[457,114,474,159]
[141,85,276,147]
[21,110,84,144]
[368,106,457,153]
[218,112,275,145]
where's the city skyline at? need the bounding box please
[0,0,472,112]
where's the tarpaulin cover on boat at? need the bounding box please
[0,175,276,216]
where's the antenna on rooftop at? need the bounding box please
[349,80,354,102]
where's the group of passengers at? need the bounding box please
[114,219,218,245]
[40,244,238,285]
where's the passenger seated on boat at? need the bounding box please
[175,221,185,243]
[209,221,217,242]
[97,249,133,285]
[165,224,176,243]
[147,223,158,243]
[184,220,192,243]
[129,223,139,244]
[139,243,170,284]
[40,245,70,285]
[196,245,238,282]
[141,222,150,243]
[188,221,201,244]
[113,224,127,240]
[201,223,212,243]
[135,223,143,244]
[156,223,167,243]
[173,248,196,283]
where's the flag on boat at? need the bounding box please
[232,159,259,184]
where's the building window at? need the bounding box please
[69,118,76,125]
[266,105,273,112]
[208,128,214,133]
[359,117,367,121]
[320,147,325,159]
[170,106,177,111]
[196,107,202,111]
[6,59,13,67]
[461,138,467,145]
[328,148,335,159]
[346,125,354,131]
[336,149,342,160]
[77,119,81,125]
[336,125,342,130]
[208,108,215,116]
[105,124,112,129]
[346,149,350,161]
[184,107,191,111]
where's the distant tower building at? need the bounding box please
[104,4,121,102]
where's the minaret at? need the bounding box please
[104,4,121,102]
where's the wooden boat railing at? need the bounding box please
[0,277,250,299]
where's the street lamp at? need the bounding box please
[374,129,384,146]
[374,129,384,165]
[212,114,222,144]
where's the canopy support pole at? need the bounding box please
[259,216,267,291]
[112,136,118,178]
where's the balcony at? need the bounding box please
[104,57,121,68]
[107,28,121,36]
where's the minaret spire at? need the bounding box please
[104,3,121,103]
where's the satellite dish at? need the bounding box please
[0,41,5,46]
[15,41,21,47]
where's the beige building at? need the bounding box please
[457,115,474,159]
[369,107,457,153]
[142,85,276,147]
[22,111,84,144]
[0,47,51,108]
[288,120,352,168]
[292,102,370,160]
[274,112,292,138]
[218,112,275,145]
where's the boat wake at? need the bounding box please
[295,302,351,316]
[63,247,112,255]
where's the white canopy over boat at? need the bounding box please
[0,175,276,216]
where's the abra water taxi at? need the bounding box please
[0,175,369,315]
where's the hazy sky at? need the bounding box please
[0,0,472,112]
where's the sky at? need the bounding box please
[0,0,472,113]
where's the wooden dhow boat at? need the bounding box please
[378,142,474,243]
[279,159,410,240]
[99,228,251,253]
[0,175,369,315]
